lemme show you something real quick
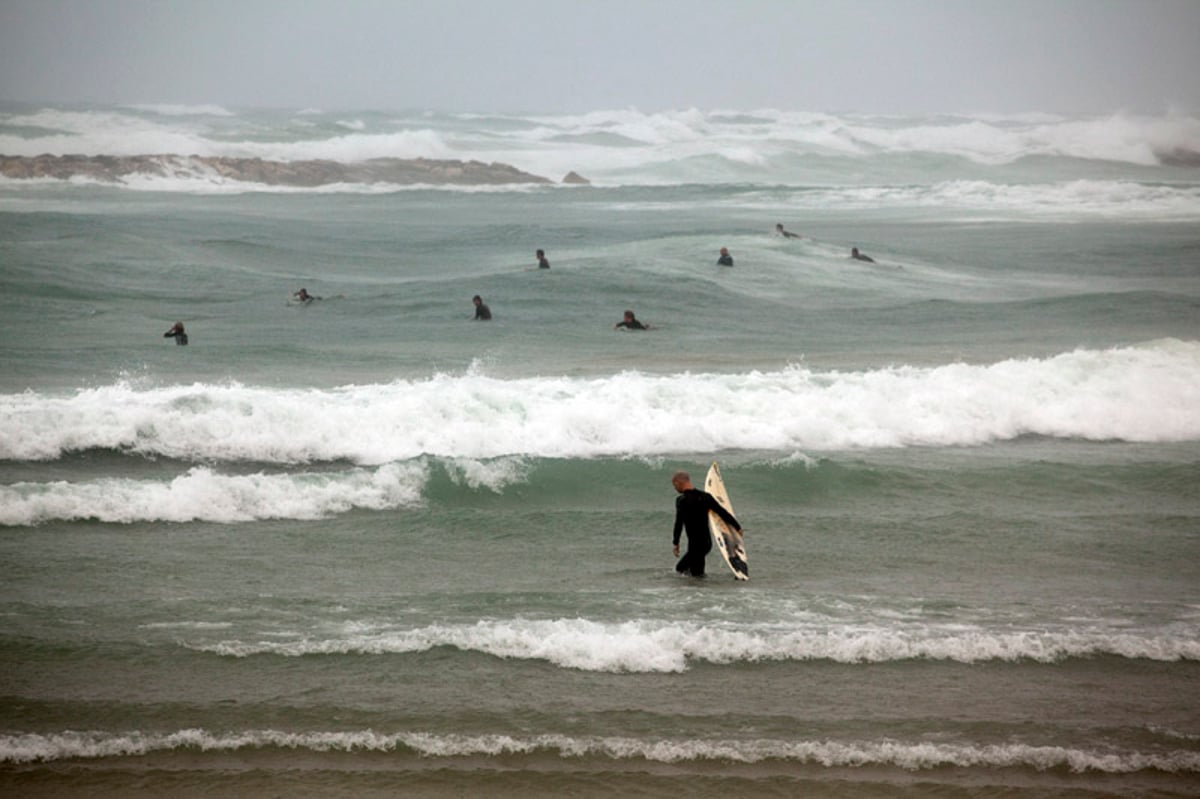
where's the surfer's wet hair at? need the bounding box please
[672,470,690,483]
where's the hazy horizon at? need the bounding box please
[2,0,1199,116]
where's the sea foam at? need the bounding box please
[2,728,1196,773]
[0,463,428,525]
[3,342,1198,465]
[190,617,1200,671]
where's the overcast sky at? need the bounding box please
[1,0,1197,114]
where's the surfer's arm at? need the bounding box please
[706,494,741,532]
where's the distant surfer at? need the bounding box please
[717,247,734,267]
[163,321,188,346]
[671,470,742,578]
[293,287,321,303]
[472,294,492,320]
[850,247,875,263]
[776,223,801,239]
[613,310,648,330]
[536,249,550,269]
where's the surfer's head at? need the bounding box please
[671,471,693,493]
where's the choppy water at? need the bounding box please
[2,103,1199,797]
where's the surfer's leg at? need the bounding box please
[676,550,705,577]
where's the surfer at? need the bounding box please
[717,247,734,267]
[163,321,188,346]
[776,223,801,239]
[850,247,875,263]
[671,470,742,578]
[472,294,492,320]
[293,288,320,303]
[536,249,550,269]
[613,310,647,330]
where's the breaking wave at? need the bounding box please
[3,728,1197,773]
[3,341,1199,465]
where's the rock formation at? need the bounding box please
[0,154,554,186]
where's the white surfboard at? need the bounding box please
[705,461,748,580]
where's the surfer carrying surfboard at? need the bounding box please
[671,470,742,578]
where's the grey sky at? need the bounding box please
[1,0,1197,114]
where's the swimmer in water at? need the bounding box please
[472,295,492,320]
[613,310,648,330]
[163,321,188,345]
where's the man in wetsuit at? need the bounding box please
[671,470,741,577]
[850,247,875,263]
[472,295,492,320]
[613,310,646,330]
[536,249,550,269]
[717,247,734,266]
[163,321,188,345]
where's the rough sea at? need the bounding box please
[2,103,1199,797]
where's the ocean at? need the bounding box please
[1,103,1199,797]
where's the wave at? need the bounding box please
[3,341,1199,465]
[0,457,531,526]
[715,180,1200,220]
[2,106,1197,189]
[3,728,1196,773]
[0,463,425,525]
[189,617,1200,671]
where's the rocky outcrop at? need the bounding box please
[0,154,554,186]
[561,171,591,185]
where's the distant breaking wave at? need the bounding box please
[3,341,1199,465]
[3,728,1198,772]
[2,106,1198,189]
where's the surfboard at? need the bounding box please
[705,461,748,580]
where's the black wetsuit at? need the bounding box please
[615,319,646,330]
[717,254,734,266]
[163,327,188,346]
[474,303,492,320]
[538,256,550,269]
[673,488,740,577]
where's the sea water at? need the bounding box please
[1,103,1199,797]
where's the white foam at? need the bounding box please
[0,463,427,525]
[5,108,1198,190]
[753,180,1200,219]
[3,341,1198,465]
[1,728,1196,773]
[191,617,1200,671]
[0,109,452,162]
